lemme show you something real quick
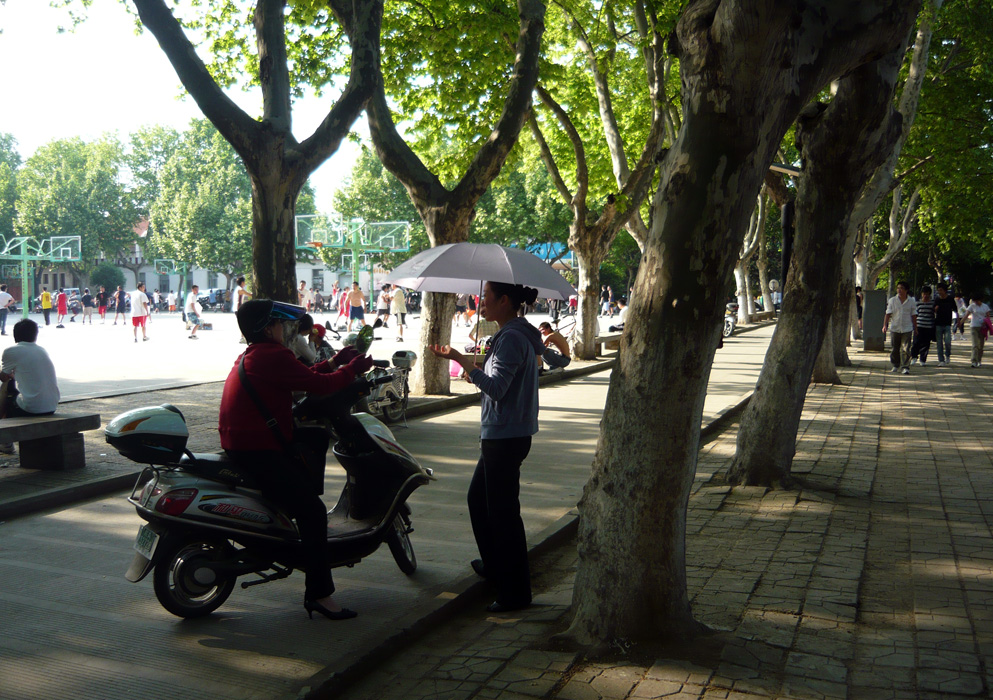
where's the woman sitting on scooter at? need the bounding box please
[429,282,544,612]
[219,299,373,620]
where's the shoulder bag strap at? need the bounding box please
[238,352,294,453]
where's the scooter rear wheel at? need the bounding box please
[386,513,417,575]
[153,538,236,618]
[381,388,405,424]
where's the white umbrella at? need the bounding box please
[382,243,575,300]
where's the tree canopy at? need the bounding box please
[14,135,137,276]
[151,119,256,282]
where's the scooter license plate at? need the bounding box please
[133,525,160,560]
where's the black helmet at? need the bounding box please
[237,299,306,343]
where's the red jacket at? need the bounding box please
[219,340,358,451]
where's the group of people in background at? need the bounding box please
[0,282,225,344]
[883,281,991,373]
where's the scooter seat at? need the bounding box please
[178,452,262,490]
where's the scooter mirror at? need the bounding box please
[355,324,374,354]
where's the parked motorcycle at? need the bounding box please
[356,352,416,424]
[723,302,738,338]
[108,344,434,619]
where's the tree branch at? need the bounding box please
[572,9,630,184]
[451,0,546,206]
[526,110,574,205]
[255,0,292,138]
[296,0,384,175]
[534,84,589,205]
[130,0,260,165]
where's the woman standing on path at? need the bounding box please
[430,282,544,612]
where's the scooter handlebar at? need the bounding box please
[370,374,394,386]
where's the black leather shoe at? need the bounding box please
[471,559,489,579]
[305,599,358,620]
[486,599,531,613]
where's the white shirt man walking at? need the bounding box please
[883,281,918,374]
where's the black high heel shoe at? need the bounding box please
[304,599,357,620]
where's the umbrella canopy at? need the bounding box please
[382,243,575,300]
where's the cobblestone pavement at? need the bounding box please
[332,352,993,700]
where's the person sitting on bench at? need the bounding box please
[538,322,571,370]
[0,319,60,453]
[608,297,628,332]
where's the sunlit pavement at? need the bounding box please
[334,347,993,700]
[0,316,777,700]
[11,309,607,401]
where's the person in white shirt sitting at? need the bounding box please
[0,319,61,453]
[608,297,629,332]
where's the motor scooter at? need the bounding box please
[108,340,434,619]
[355,352,416,424]
[723,302,738,338]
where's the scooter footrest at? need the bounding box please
[241,565,293,589]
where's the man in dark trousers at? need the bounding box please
[933,282,957,367]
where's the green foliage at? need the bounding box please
[126,125,182,223]
[330,144,571,271]
[895,1,993,278]
[0,133,20,240]
[151,119,253,279]
[600,229,641,293]
[91,261,126,290]
[469,154,571,252]
[533,0,674,201]
[14,135,136,273]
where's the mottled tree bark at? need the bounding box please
[566,0,921,647]
[727,48,910,488]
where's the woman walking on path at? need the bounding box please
[430,282,544,612]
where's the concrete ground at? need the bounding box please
[0,318,773,700]
[332,347,993,700]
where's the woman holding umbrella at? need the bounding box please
[430,281,544,612]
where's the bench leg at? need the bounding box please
[19,433,86,470]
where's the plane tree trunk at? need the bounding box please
[727,47,910,489]
[562,0,922,648]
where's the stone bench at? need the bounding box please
[0,413,101,470]
[752,310,775,321]
[595,332,624,355]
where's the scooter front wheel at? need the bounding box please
[386,513,417,575]
[153,538,236,618]
[723,320,735,338]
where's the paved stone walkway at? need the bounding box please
[333,352,993,700]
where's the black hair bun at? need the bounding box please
[523,286,539,305]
